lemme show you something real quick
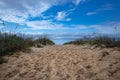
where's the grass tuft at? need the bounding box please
[34,37,55,45]
[0,32,33,56]
[64,36,120,48]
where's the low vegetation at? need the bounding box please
[0,32,33,56]
[88,37,120,48]
[64,36,120,48]
[0,32,55,64]
[0,32,34,64]
[64,39,86,45]
[34,37,55,45]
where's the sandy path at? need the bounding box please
[0,45,120,80]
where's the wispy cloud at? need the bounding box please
[86,3,113,16]
[55,11,72,21]
[26,20,64,30]
[47,33,86,40]
[0,0,51,24]
[0,25,4,29]
[86,12,98,16]
[0,0,82,24]
[56,11,67,21]
[97,4,113,11]
[55,8,76,21]
[25,19,120,35]
[74,25,88,29]
[73,0,85,5]
[25,20,91,30]
[91,22,120,34]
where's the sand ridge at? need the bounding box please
[0,45,120,80]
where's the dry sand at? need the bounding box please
[0,45,120,80]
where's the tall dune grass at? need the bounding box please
[0,32,33,56]
[64,36,120,48]
[64,25,120,48]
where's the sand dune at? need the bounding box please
[0,45,120,80]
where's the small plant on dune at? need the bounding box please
[64,39,86,45]
[34,36,55,45]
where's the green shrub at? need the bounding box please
[0,32,33,56]
[64,40,86,45]
[34,37,55,45]
[88,37,120,48]
[64,36,120,48]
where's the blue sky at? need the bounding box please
[0,0,120,44]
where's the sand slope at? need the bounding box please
[0,45,120,80]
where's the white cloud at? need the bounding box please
[74,0,81,5]
[0,0,79,24]
[73,25,88,29]
[56,11,66,21]
[56,11,72,21]
[73,0,85,5]
[56,11,70,21]
[91,23,120,34]
[26,20,64,30]
[0,25,4,29]
[72,22,120,35]
[0,0,53,24]
[0,0,86,24]
[66,18,72,21]
[26,19,120,35]
[55,7,77,21]
[26,20,90,30]
[86,12,98,16]
[97,4,113,11]
[86,3,113,16]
